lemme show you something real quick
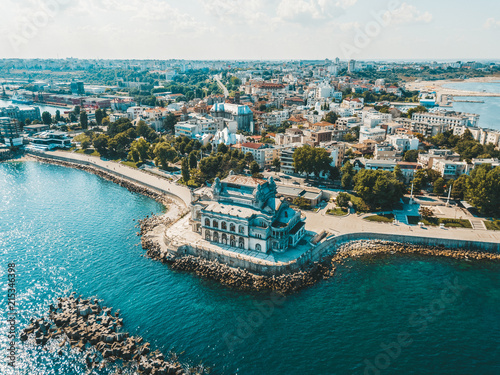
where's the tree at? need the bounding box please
[189,151,198,169]
[293,145,332,178]
[42,111,52,125]
[272,157,281,172]
[465,164,500,216]
[403,149,419,162]
[81,140,90,150]
[336,192,350,208]
[419,207,434,218]
[95,109,104,125]
[322,111,338,124]
[80,111,88,130]
[393,164,405,183]
[406,105,428,119]
[451,175,469,200]
[163,113,177,133]
[249,161,260,175]
[218,143,228,154]
[244,152,254,164]
[341,160,355,189]
[353,169,404,210]
[55,110,61,123]
[154,142,176,170]
[181,157,190,182]
[129,138,150,161]
[293,197,311,210]
[433,177,446,195]
[92,134,109,155]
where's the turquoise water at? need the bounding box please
[1,161,500,375]
[442,81,500,131]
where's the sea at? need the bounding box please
[444,81,500,131]
[1,161,500,375]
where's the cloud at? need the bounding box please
[275,0,348,25]
[200,0,268,26]
[386,2,433,25]
[484,17,500,29]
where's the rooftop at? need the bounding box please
[222,174,266,187]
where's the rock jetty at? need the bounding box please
[29,154,167,205]
[168,256,331,294]
[144,240,500,294]
[21,294,206,374]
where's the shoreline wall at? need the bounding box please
[168,232,500,276]
[24,150,187,207]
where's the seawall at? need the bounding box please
[168,232,500,276]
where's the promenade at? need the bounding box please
[28,150,192,207]
[27,150,500,252]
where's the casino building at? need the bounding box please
[190,173,306,253]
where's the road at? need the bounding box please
[214,75,229,97]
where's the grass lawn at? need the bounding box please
[407,216,472,228]
[485,220,500,230]
[364,214,394,222]
[76,149,100,157]
[121,161,139,169]
[327,208,348,216]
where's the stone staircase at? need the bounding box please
[394,211,408,225]
[469,219,487,230]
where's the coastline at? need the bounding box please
[406,75,500,97]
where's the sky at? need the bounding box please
[1,0,499,61]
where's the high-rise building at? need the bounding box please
[71,81,85,95]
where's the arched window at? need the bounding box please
[230,235,236,247]
[205,218,210,226]
[222,233,228,244]
[205,230,211,241]
[213,220,218,229]
[221,222,227,230]
[239,237,244,248]
[213,232,219,243]
[255,244,262,252]
[239,225,244,234]
[230,223,235,232]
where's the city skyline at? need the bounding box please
[1,0,499,61]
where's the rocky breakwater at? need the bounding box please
[168,256,331,294]
[29,154,168,205]
[330,240,500,266]
[20,293,205,374]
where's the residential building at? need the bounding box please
[0,117,23,146]
[241,142,277,169]
[431,159,468,178]
[359,126,386,143]
[210,103,254,132]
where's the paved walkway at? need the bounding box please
[304,209,500,244]
[33,150,192,207]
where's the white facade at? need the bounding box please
[359,126,386,143]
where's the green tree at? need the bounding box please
[322,111,338,124]
[81,140,90,150]
[406,105,428,119]
[55,110,61,123]
[163,113,177,133]
[95,109,104,125]
[272,157,281,171]
[403,149,419,162]
[419,207,434,218]
[451,175,469,200]
[181,157,190,182]
[42,111,52,125]
[293,197,311,210]
[341,160,355,189]
[353,169,404,210]
[129,138,150,161]
[92,134,109,155]
[249,161,260,175]
[336,192,350,208]
[189,151,198,169]
[80,111,88,130]
[293,145,332,178]
[465,165,500,215]
[433,177,446,195]
[393,164,405,183]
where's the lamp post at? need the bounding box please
[446,181,453,207]
[409,181,414,205]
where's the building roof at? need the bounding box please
[222,174,266,187]
[241,142,265,150]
